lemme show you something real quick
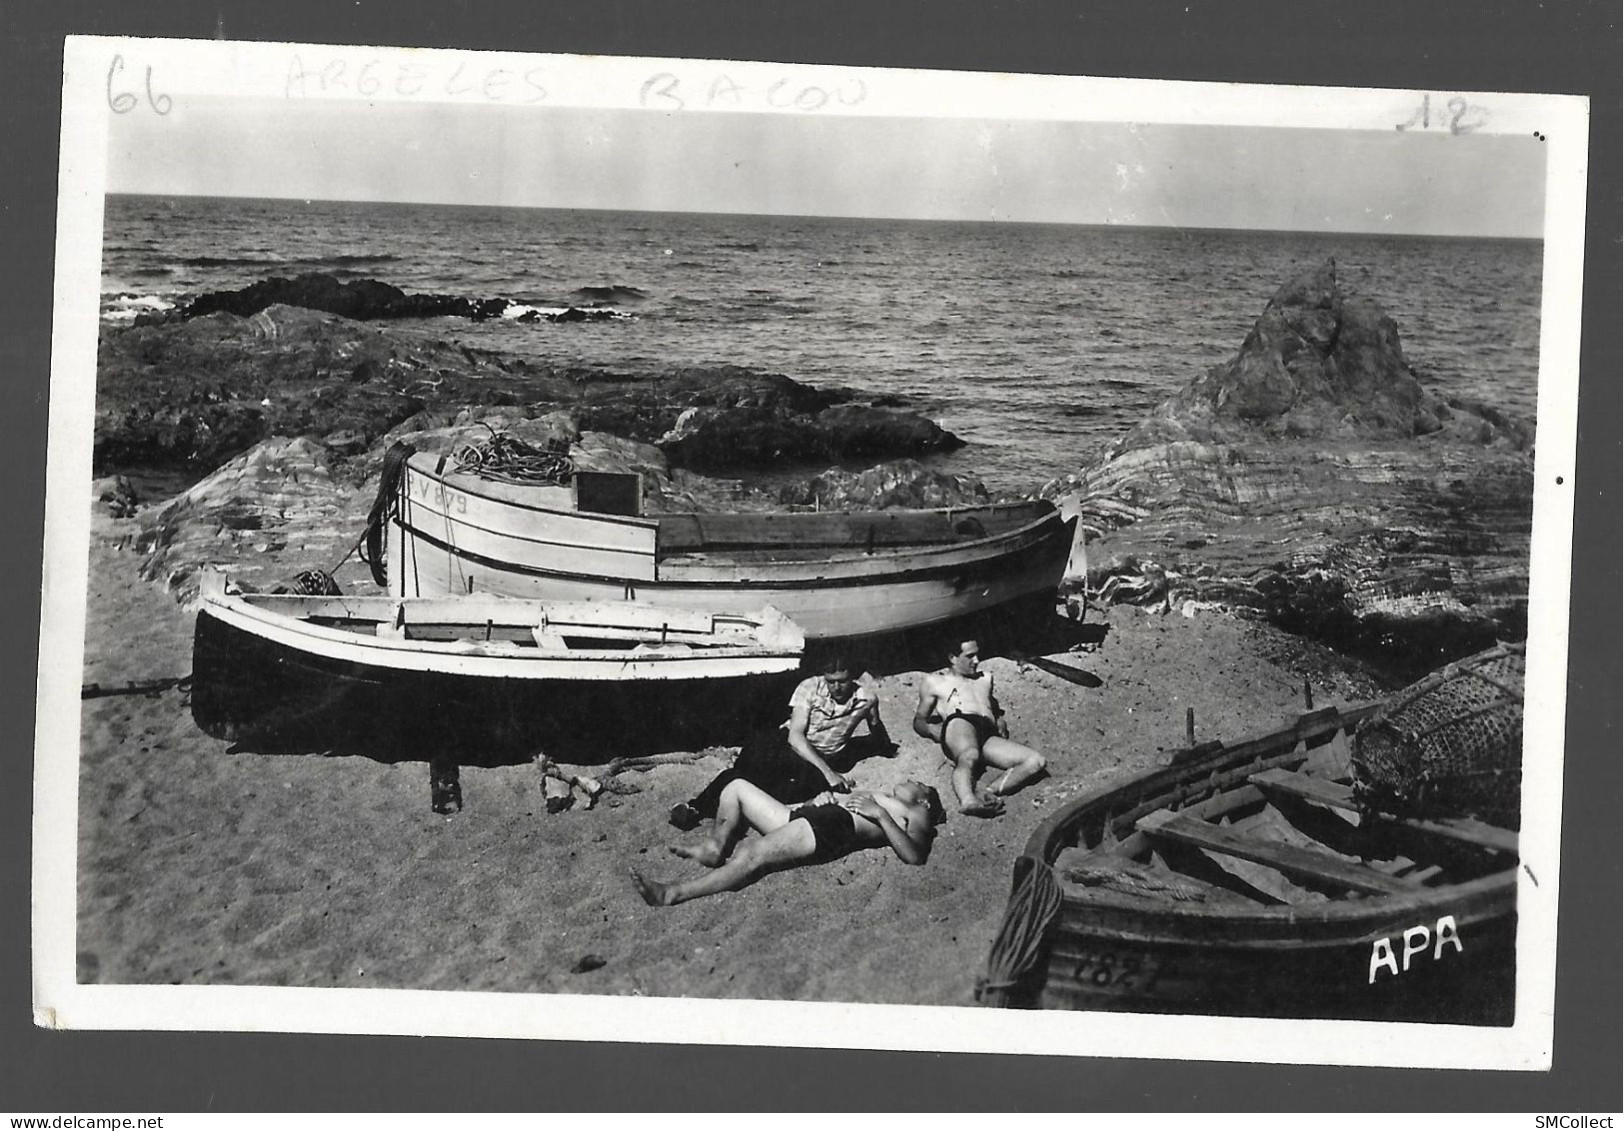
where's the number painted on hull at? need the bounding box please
[1069,948,1163,994]
[413,477,468,514]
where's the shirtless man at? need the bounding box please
[630,777,940,907]
[913,637,1047,817]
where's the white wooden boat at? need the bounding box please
[378,450,1078,641]
[191,569,806,748]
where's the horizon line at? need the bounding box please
[103,191,1544,243]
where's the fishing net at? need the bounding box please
[1352,641,1524,827]
[285,569,341,596]
[452,425,574,486]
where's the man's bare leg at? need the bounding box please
[942,717,1004,817]
[634,819,819,906]
[982,736,1047,797]
[671,778,792,867]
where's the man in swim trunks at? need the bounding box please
[913,637,1047,818]
[631,777,941,907]
[668,651,893,830]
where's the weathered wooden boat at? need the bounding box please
[375,447,1079,641]
[978,694,1520,1024]
[190,569,807,751]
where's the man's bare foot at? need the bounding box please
[629,868,675,906]
[667,802,701,831]
[959,793,1005,818]
[669,841,725,867]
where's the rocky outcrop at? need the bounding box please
[132,437,374,604]
[94,305,535,473]
[1051,261,1535,679]
[778,460,992,510]
[570,368,960,469]
[1113,259,1528,453]
[96,307,959,478]
[151,273,621,324]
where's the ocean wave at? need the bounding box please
[101,294,176,321]
[571,285,649,304]
[499,302,634,323]
[177,255,290,267]
[176,253,401,268]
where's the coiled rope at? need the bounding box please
[451,423,574,486]
[976,854,1063,1007]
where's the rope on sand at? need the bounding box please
[82,675,192,699]
[976,854,1063,1007]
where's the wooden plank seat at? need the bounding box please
[1136,808,1424,896]
[1248,768,1519,856]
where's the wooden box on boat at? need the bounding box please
[980,704,1519,1024]
[383,451,1079,641]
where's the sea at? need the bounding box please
[100,194,1544,495]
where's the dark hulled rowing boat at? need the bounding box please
[979,692,1520,1024]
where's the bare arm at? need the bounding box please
[858,693,892,744]
[787,701,849,790]
[844,795,931,865]
[912,679,944,743]
[989,680,1009,738]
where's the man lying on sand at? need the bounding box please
[668,651,893,831]
[631,777,942,907]
[913,637,1047,818]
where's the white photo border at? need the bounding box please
[34,35,1590,1071]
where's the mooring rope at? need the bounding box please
[358,442,417,587]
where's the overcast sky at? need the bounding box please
[105,98,1547,237]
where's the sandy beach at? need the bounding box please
[75,502,1385,1006]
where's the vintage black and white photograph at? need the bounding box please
[34,36,1587,1067]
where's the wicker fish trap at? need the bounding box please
[1352,642,1524,827]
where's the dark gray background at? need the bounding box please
[4,0,1618,1112]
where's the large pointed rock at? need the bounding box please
[1051,261,1535,677]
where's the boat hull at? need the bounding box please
[190,604,801,757]
[387,456,1079,641]
[1035,876,1516,1024]
[990,707,1518,1024]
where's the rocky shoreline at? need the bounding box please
[1044,260,1533,680]
[94,261,1533,680]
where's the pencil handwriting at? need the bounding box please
[639,72,867,112]
[106,54,172,115]
[1395,93,1489,135]
[284,54,549,104]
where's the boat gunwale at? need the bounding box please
[403,454,1065,563]
[196,592,806,676]
[395,508,1075,591]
